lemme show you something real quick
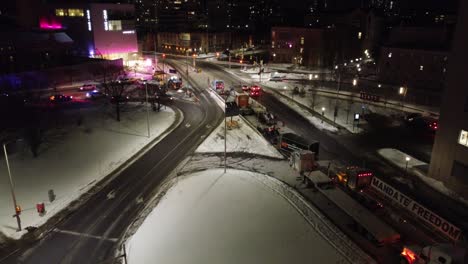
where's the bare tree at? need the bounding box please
[104,80,131,122]
[309,88,318,110]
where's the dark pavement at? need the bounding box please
[1,61,223,264]
[197,61,468,240]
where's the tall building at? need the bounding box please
[428,0,468,199]
[156,0,206,32]
[40,3,138,60]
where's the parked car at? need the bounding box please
[49,94,73,103]
[259,112,277,125]
[110,95,130,104]
[79,84,96,91]
[86,90,106,99]
[270,76,284,82]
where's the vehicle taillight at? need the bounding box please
[401,247,417,264]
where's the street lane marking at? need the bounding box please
[185,123,191,128]
[53,228,118,242]
[106,190,116,200]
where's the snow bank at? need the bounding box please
[276,96,339,133]
[377,148,468,207]
[196,116,283,158]
[0,104,177,239]
[126,169,351,264]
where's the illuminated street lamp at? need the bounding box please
[308,74,312,80]
[321,107,326,123]
[378,84,382,88]
[405,156,411,176]
[353,79,358,86]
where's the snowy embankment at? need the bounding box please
[126,169,373,264]
[196,116,283,158]
[0,103,178,240]
[377,148,468,206]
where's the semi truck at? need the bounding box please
[335,166,373,191]
[278,132,319,159]
[212,80,225,93]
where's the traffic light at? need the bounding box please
[15,205,21,215]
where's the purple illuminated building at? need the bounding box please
[40,3,138,60]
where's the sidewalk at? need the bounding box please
[377,148,468,207]
[0,103,180,241]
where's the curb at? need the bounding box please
[266,87,349,133]
[0,106,184,261]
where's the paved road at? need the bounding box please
[1,60,223,264]
[196,61,468,240]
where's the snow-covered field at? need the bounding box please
[126,169,350,264]
[377,148,468,206]
[0,103,177,239]
[196,116,283,158]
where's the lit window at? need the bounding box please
[459,130,468,147]
[358,32,362,39]
[300,37,304,45]
[103,10,108,30]
[56,9,66,16]
[68,9,84,17]
[420,65,424,71]
[108,20,122,31]
[388,52,392,58]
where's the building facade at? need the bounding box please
[40,3,138,60]
[270,25,364,68]
[428,0,468,199]
[377,46,448,91]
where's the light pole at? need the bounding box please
[405,156,411,176]
[143,80,150,138]
[399,86,407,112]
[334,65,342,123]
[192,54,196,69]
[162,53,166,80]
[321,107,326,123]
[224,106,227,173]
[186,50,189,76]
[3,143,21,231]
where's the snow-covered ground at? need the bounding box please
[196,116,283,158]
[377,148,468,206]
[126,169,352,264]
[0,103,178,240]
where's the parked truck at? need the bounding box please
[212,80,225,94]
[401,244,467,264]
[335,166,373,191]
[278,132,320,159]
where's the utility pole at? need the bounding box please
[334,66,342,123]
[144,81,150,138]
[224,110,227,173]
[186,50,189,76]
[3,143,21,231]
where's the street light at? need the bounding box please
[378,84,382,88]
[405,156,411,176]
[3,142,22,231]
[353,79,358,86]
[321,107,326,123]
[143,80,150,138]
